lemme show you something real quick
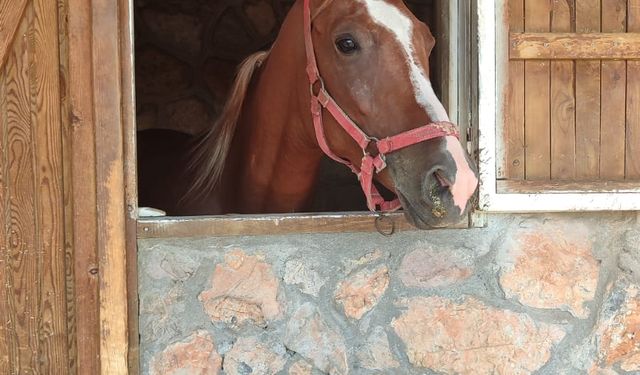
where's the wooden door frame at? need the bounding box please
[116,0,475,372]
[66,0,137,373]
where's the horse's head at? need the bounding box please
[305,0,479,228]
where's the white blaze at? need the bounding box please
[359,0,449,122]
[360,0,478,211]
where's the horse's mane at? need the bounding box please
[186,0,331,200]
[187,50,270,199]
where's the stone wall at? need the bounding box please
[138,213,640,374]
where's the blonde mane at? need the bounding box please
[187,0,333,200]
[187,50,270,199]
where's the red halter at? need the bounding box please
[303,0,459,211]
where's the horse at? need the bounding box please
[137,0,479,229]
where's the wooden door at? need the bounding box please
[0,0,135,373]
[0,0,71,372]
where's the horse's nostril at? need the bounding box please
[423,167,455,218]
[425,168,451,190]
[434,170,451,187]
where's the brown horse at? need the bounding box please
[138,0,479,228]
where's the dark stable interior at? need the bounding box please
[134,0,443,213]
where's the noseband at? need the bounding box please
[303,0,459,211]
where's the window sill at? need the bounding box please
[137,211,472,239]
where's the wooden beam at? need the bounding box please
[137,212,470,239]
[0,42,8,374]
[497,179,640,194]
[67,0,100,370]
[119,0,139,371]
[510,33,640,60]
[92,0,129,372]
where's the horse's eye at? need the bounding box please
[335,36,359,54]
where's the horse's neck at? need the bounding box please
[226,12,323,213]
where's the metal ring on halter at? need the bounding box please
[309,76,325,98]
[362,136,380,157]
[374,214,396,237]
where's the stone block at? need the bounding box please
[198,249,282,327]
[392,297,565,374]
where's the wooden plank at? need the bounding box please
[30,0,69,370]
[119,0,139,371]
[0,0,29,70]
[510,33,640,60]
[550,0,575,179]
[137,212,470,239]
[93,0,129,371]
[524,0,551,179]
[497,179,640,193]
[628,0,640,178]
[600,0,627,179]
[575,0,601,179]
[67,0,100,370]
[0,32,10,375]
[505,0,525,179]
[56,0,78,371]
[4,6,39,373]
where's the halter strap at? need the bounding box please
[303,0,459,211]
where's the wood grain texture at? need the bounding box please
[93,0,129,371]
[575,0,601,179]
[119,0,139,371]
[67,0,100,370]
[56,0,78,371]
[505,0,525,179]
[524,0,551,179]
[4,7,40,373]
[600,0,627,179]
[30,0,69,369]
[628,0,640,178]
[510,33,640,60]
[0,44,9,375]
[0,0,29,70]
[2,0,72,372]
[550,0,576,180]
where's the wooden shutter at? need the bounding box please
[502,0,640,191]
[0,0,70,373]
